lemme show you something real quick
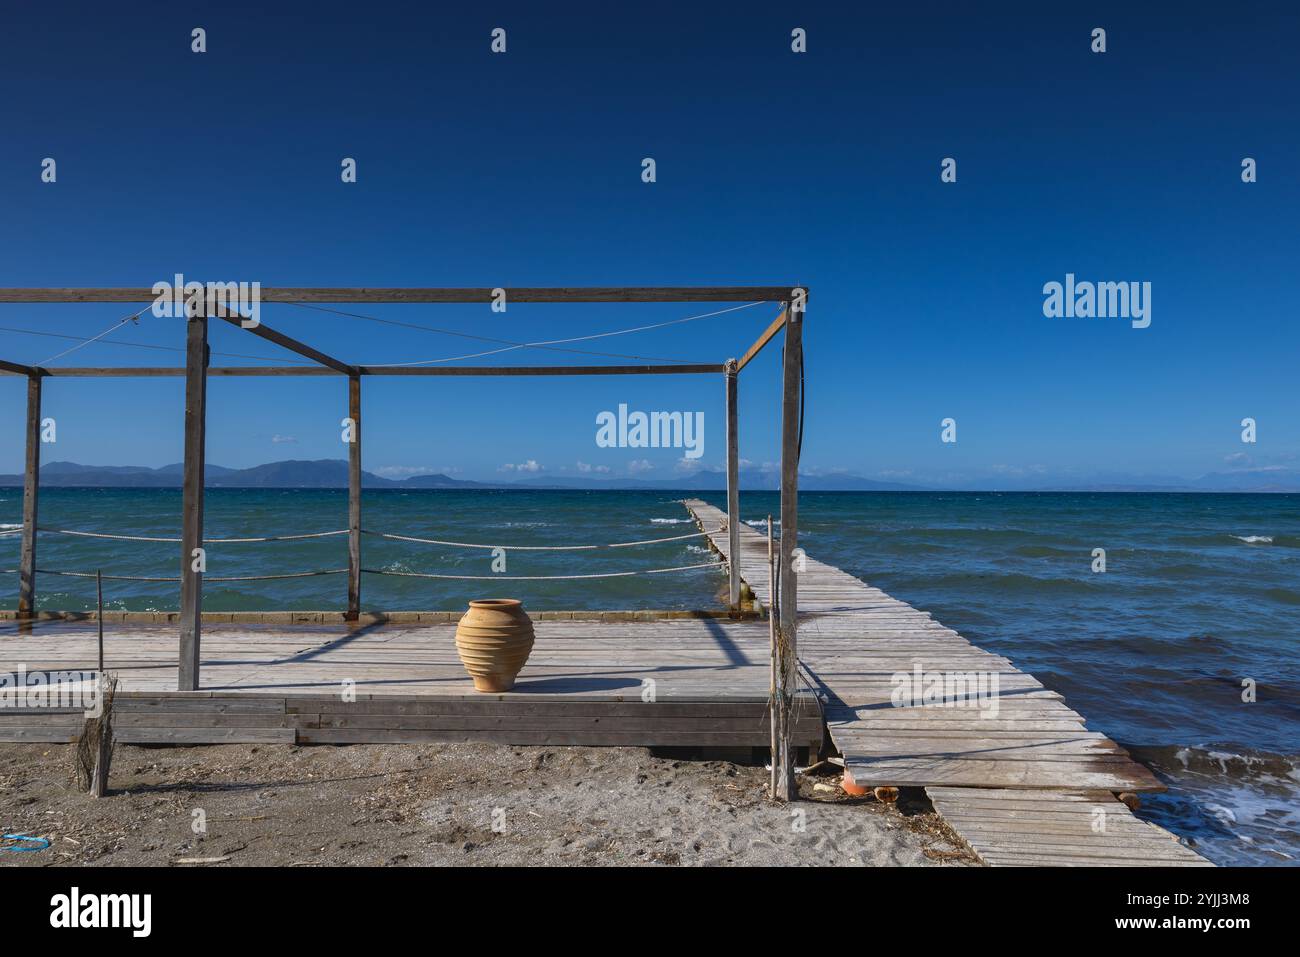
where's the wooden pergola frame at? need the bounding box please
[1,287,805,710]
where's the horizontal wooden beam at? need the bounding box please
[355,364,726,376]
[0,287,797,304]
[8,364,725,378]
[735,305,789,372]
[214,315,354,375]
[0,358,40,376]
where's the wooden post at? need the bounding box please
[90,727,112,797]
[96,569,104,671]
[18,374,41,620]
[346,374,362,620]
[767,515,778,798]
[774,304,803,800]
[85,673,115,799]
[725,359,741,608]
[178,313,209,691]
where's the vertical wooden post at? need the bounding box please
[96,569,104,671]
[346,374,362,620]
[767,515,778,798]
[724,359,741,608]
[178,313,209,691]
[774,304,803,800]
[17,374,41,620]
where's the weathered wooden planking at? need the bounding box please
[683,499,1162,793]
[0,619,821,747]
[684,499,1202,864]
[114,727,297,744]
[929,788,1211,867]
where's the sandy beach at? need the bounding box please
[0,742,976,867]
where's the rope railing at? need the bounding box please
[362,560,722,581]
[8,520,729,585]
[36,527,349,544]
[360,526,724,551]
[29,561,722,583]
[36,567,349,583]
[31,525,722,549]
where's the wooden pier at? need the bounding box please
[683,499,1211,866]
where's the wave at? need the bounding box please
[650,518,692,524]
[1126,744,1300,865]
[1174,532,1300,548]
[1260,587,1300,606]
[921,570,1096,596]
[1011,544,1076,559]
[1129,744,1299,781]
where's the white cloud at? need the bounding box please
[627,459,653,474]
[271,434,297,444]
[375,464,461,478]
[576,461,610,474]
[499,459,543,473]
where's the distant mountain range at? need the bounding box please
[0,460,917,491]
[1,460,1297,492]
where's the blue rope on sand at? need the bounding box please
[1,833,50,852]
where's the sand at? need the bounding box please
[0,742,977,866]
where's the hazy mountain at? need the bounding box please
[0,460,926,491]
[0,460,485,490]
[2,460,1296,492]
[1187,469,1300,492]
[514,468,925,491]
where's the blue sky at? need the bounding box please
[2,1,1297,485]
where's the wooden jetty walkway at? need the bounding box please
[683,499,1211,867]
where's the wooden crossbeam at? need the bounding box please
[354,364,725,376]
[0,358,39,376]
[735,305,789,372]
[213,315,355,375]
[13,364,725,377]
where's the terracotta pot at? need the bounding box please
[455,599,535,692]
[841,770,868,797]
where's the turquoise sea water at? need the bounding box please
[2,488,1297,865]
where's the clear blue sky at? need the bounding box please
[2,2,1296,485]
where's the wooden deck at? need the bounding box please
[928,789,1212,867]
[0,618,822,749]
[0,499,1211,866]
[683,499,1210,867]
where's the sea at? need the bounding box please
[2,487,1297,866]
